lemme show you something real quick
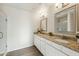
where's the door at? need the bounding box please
[0,13,7,55]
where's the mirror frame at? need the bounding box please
[40,16,48,32]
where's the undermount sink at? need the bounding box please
[55,39,69,44]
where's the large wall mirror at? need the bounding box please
[54,5,76,35]
[40,15,47,32]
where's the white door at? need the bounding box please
[0,14,7,55]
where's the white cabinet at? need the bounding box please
[34,35,79,56]
[34,35,67,56]
[40,39,46,55]
[45,43,66,56]
[34,35,41,51]
[61,46,79,56]
[45,40,67,56]
[34,35,46,55]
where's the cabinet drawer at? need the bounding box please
[46,43,66,56]
[45,39,62,50]
[61,46,79,56]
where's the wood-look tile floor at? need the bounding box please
[6,46,43,56]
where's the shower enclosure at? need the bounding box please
[0,11,7,56]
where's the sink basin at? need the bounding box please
[55,39,69,44]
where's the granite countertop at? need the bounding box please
[36,33,79,53]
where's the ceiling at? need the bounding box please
[0,3,55,12]
[0,3,41,12]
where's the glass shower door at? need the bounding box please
[0,14,7,56]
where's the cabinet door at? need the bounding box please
[46,43,66,56]
[34,35,41,51]
[40,38,46,55]
[34,35,47,55]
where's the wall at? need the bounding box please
[33,4,76,35]
[47,5,55,33]
[33,4,55,33]
[33,4,48,32]
[0,5,34,52]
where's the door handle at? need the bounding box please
[0,32,3,39]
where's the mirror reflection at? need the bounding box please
[55,6,76,35]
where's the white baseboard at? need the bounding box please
[7,41,34,52]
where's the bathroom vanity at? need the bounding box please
[34,4,79,56]
[34,33,79,56]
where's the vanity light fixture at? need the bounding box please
[55,3,63,8]
[55,3,59,8]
